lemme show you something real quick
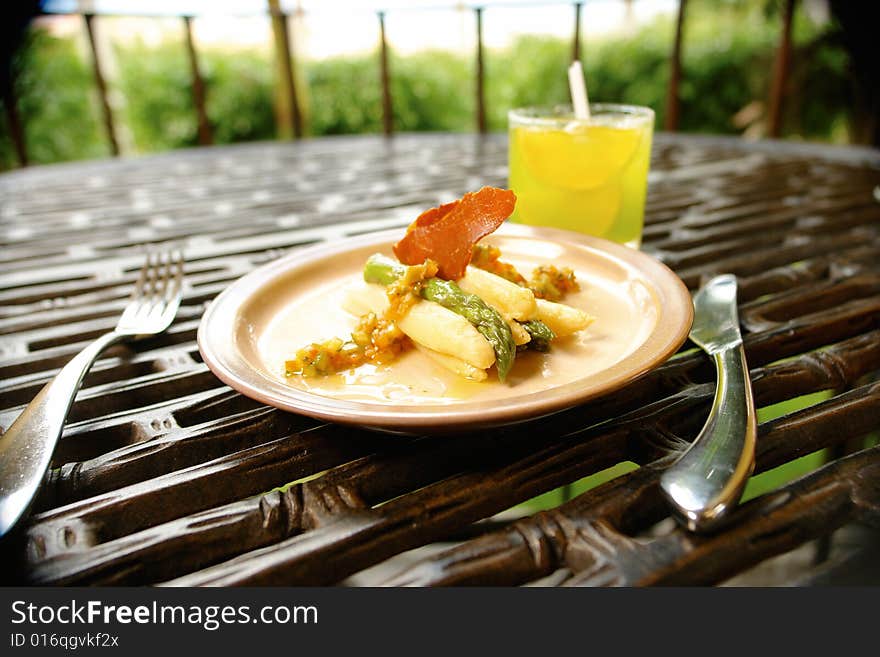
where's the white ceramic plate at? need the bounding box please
[198,224,693,433]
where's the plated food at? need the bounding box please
[283,187,594,385]
[197,201,693,432]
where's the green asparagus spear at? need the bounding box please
[364,253,516,381]
[363,254,407,286]
[420,279,516,381]
[520,319,556,352]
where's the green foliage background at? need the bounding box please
[0,28,107,169]
[0,4,856,169]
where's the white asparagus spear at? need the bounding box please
[342,284,495,370]
[534,298,595,337]
[505,315,531,346]
[458,266,537,320]
[414,344,488,381]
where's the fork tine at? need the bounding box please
[117,248,184,335]
[158,250,184,325]
[139,251,155,303]
[131,248,152,300]
[155,250,172,302]
[166,249,184,304]
[175,248,184,290]
[120,251,153,325]
[148,251,170,319]
[147,251,162,301]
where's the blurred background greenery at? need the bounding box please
[0,1,861,170]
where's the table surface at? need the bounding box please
[1,132,879,586]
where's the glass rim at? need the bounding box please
[509,103,655,127]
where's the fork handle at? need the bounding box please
[0,330,123,537]
[659,344,757,533]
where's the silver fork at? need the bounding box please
[0,250,184,537]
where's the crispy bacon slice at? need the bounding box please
[393,187,516,280]
[409,200,459,229]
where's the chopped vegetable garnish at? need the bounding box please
[285,311,409,377]
[471,244,580,302]
[471,244,526,285]
[527,265,580,302]
[393,187,516,280]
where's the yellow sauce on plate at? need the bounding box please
[257,254,658,406]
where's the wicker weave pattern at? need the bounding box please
[1,134,878,585]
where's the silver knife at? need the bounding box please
[659,274,757,532]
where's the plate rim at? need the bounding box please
[197,224,694,432]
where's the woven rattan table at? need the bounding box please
[1,133,879,586]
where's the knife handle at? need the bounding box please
[659,344,757,532]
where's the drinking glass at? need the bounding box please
[508,104,654,248]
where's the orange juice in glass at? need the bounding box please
[508,104,654,248]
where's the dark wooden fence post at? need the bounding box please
[475,7,486,134]
[378,11,393,137]
[572,2,583,64]
[664,0,687,131]
[767,0,796,138]
[2,79,27,167]
[83,13,119,156]
[182,16,212,146]
[268,0,303,139]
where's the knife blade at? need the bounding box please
[659,274,757,532]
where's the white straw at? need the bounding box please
[568,60,591,121]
